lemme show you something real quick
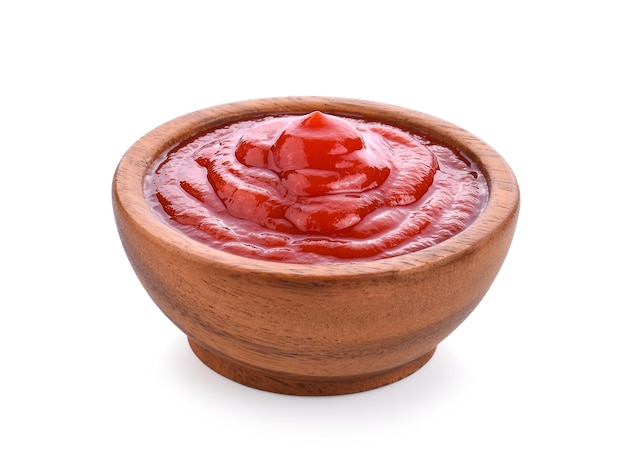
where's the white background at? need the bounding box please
[2,1,624,465]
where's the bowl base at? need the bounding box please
[188,338,436,396]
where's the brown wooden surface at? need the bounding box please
[112,97,520,395]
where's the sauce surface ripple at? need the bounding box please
[145,111,488,263]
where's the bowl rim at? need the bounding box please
[113,96,520,278]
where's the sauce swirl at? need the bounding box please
[145,112,487,263]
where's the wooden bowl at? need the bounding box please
[112,97,520,395]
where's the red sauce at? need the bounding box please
[145,111,487,263]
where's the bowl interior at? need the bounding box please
[113,96,519,278]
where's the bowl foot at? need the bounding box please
[187,338,436,396]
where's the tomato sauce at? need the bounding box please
[145,111,487,263]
